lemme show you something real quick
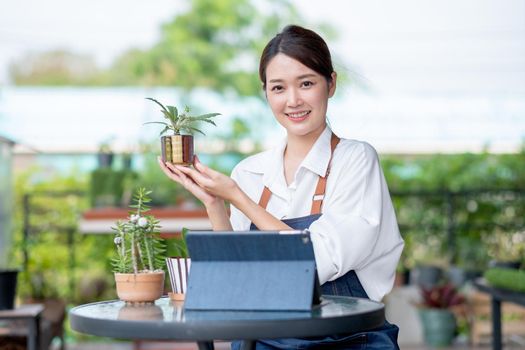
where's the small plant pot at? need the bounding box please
[418,308,457,347]
[97,152,114,168]
[114,271,165,304]
[166,257,191,301]
[161,135,194,166]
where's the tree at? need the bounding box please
[9,50,100,85]
[8,1,339,95]
[109,0,302,96]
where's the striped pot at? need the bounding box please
[161,135,194,166]
[166,257,191,301]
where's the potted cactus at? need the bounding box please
[144,97,220,165]
[112,187,166,303]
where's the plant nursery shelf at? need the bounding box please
[79,207,211,235]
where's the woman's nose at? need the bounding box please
[286,88,302,107]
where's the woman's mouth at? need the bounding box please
[285,110,311,122]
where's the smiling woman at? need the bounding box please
[264,54,335,158]
[260,25,338,183]
[260,26,335,139]
[157,25,404,350]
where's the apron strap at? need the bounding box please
[258,133,340,215]
[311,133,340,214]
[259,185,272,210]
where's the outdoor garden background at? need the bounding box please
[0,0,524,348]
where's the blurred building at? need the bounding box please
[0,86,523,176]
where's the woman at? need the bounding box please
[159,24,404,349]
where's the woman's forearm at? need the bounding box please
[230,187,291,231]
[205,199,233,231]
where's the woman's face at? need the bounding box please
[264,53,336,139]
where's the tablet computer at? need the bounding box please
[184,230,321,311]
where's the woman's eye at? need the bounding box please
[270,85,283,92]
[301,81,314,88]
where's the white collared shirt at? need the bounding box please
[230,126,404,301]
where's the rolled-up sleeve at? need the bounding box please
[309,142,402,287]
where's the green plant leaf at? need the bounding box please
[185,126,206,135]
[167,105,178,118]
[161,110,176,122]
[159,125,171,136]
[144,121,169,127]
[186,115,218,126]
[145,97,219,136]
[166,227,189,258]
[146,97,170,115]
[194,112,221,120]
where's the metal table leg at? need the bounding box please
[197,341,214,350]
[27,313,41,350]
[491,297,502,350]
[241,340,255,350]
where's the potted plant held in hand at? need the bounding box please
[144,97,220,165]
[112,187,166,303]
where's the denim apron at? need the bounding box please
[232,134,400,350]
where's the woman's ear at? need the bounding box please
[328,72,337,98]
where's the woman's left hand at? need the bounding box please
[174,155,240,202]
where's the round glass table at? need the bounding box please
[70,295,384,350]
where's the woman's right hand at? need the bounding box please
[157,157,218,207]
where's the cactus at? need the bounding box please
[112,188,165,274]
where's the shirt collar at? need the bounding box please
[299,126,333,178]
[245,126,333,197]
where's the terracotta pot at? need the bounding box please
[114,271,165,303]
[161,135,193,165]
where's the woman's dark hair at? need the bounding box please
[259,25,334,89]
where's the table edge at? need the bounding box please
[69,296,385,341]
